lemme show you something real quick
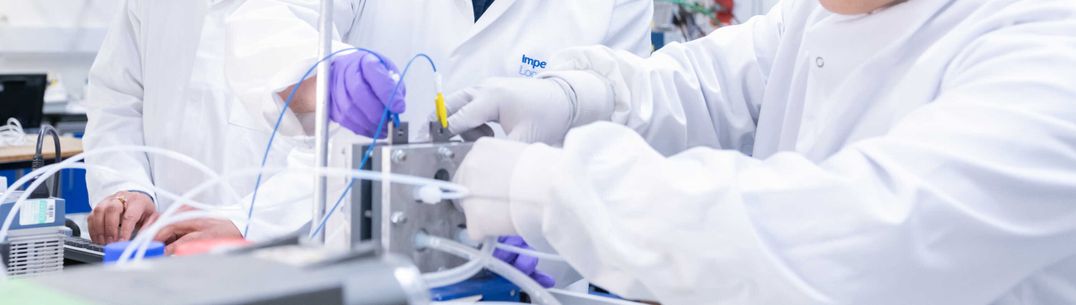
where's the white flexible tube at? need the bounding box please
[123,210,230,263]
[0,145,242,244]
[416,234,562,305]
[0,118,26,146]
[423,241,495,288]
[495,243,566,262]
[121,165,471,265]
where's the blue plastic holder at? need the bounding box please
[430,273,523,302]
[103,241,165,264]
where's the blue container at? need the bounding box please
[103,241,165,264]
[60,168,90,214]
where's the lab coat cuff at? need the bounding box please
[541,71,614,128]
[508,144,565,253]
[224,211,249,239]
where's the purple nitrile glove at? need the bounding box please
[493,236,556,288]
[328,50,406,138]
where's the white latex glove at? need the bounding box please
[453,138,531,240]
[439,72,614,145]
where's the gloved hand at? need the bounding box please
[328,50,406,138]
[453,138,530,240]
[456,137,557,288]
[439,73,613,145]
[494,236,556,288]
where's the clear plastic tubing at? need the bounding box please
[122,166,471,264]
[121,210,228,264]
[0,145,242,243]
[416,234,563,305]
[423,241,495,288]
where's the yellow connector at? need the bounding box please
[435,92,448,129]
[434,73,448,128]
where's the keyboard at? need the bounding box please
[64,236,104,263]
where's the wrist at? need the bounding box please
[125,190,155,203]
[541,71,614,128]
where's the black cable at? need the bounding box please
[30,124,61,198]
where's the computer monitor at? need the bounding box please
[0,74,47,128]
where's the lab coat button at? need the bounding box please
[816,56,825,68]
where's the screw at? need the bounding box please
[390,212,407,225]
[391,150,407,163]
[438,147,455,160]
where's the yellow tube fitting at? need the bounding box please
[435,92,448,128]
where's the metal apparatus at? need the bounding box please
[311,0,335,244]
[351,123,472,273]
[0,193,67,278]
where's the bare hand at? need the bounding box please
[153,217,242,255]
[88,191,158,244]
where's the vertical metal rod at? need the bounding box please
[311,0,334,243]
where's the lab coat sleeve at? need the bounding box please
[506,18,1076,305]
[223,0,359,137]
[601,0,655,57]
[543,3,784,156]
[82,1,157,206]
[224,148,314,242]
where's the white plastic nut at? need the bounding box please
[415,185,443,204]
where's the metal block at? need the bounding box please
[353,142,472,273]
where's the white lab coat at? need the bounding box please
[501,0,1076,303]
[222,0,652,242]
[84,0,294,213]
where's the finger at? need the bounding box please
[118,202,146,241]
[164,232,205,256]
[175,204,197,213]
[153,219,196,244]
[142,212,161,230]
[493,248,519,264]
[362,55,406,113]
[501,236,526,247]
[88,208,103,243]
[514,253,540,273]
[153,223,179,245]
[533,272,557,288]
[438,88,478,121]
[446,95,501,135]
[460,124,496,142]
[101,203,122,243]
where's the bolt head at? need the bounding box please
[390,212,407,225]
[391,150,407,163]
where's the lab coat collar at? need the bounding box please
[454,0,518,50]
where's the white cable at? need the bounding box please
[0,145,245,281]
[416,234,562,305]
[423,241,495,288]
[0,145,244,244]
[120,165,470,265]
[0,118,26,147]
[495,243,566,262]
[123,210,231,264]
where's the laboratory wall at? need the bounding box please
[0,0,120,102]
